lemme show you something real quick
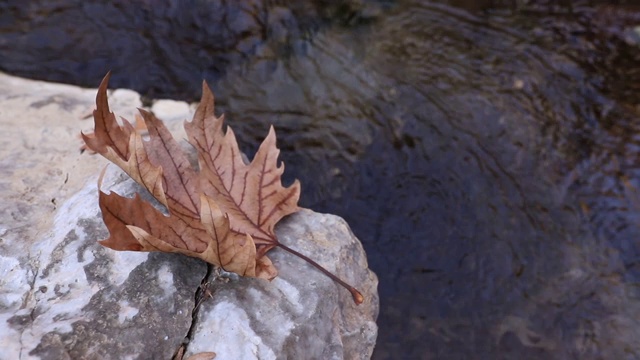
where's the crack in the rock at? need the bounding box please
[18,264,40,360]
[172,264,215,360]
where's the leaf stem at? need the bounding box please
[276,242,364,305]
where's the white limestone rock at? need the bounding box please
[0,73,379,359]
[0,73,205,360]
[185,209,379,360]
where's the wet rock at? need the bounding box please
[0,73,378,359]
[0,0,379,100]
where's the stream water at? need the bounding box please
[3,1,640,358]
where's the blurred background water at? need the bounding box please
[3,0,640,358]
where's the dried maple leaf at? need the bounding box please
[82,74,262,278]
[83,73,363,304]
[185,84,300,277]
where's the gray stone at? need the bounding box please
[186,209,379,360]
[0,73,379,359]
[0,72,205,360]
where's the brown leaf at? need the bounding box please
[83,73,363,303]
[184,82,301,258]
[83,74,261,277]
[173,345,216,360]
[185,352,216,360]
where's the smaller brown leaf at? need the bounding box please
[185,353,216,360]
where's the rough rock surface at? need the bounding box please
[0,73,379,359]
[186,209,378,360]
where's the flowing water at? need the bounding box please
[3,1,640,358]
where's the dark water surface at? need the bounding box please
[3,1,640,358]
